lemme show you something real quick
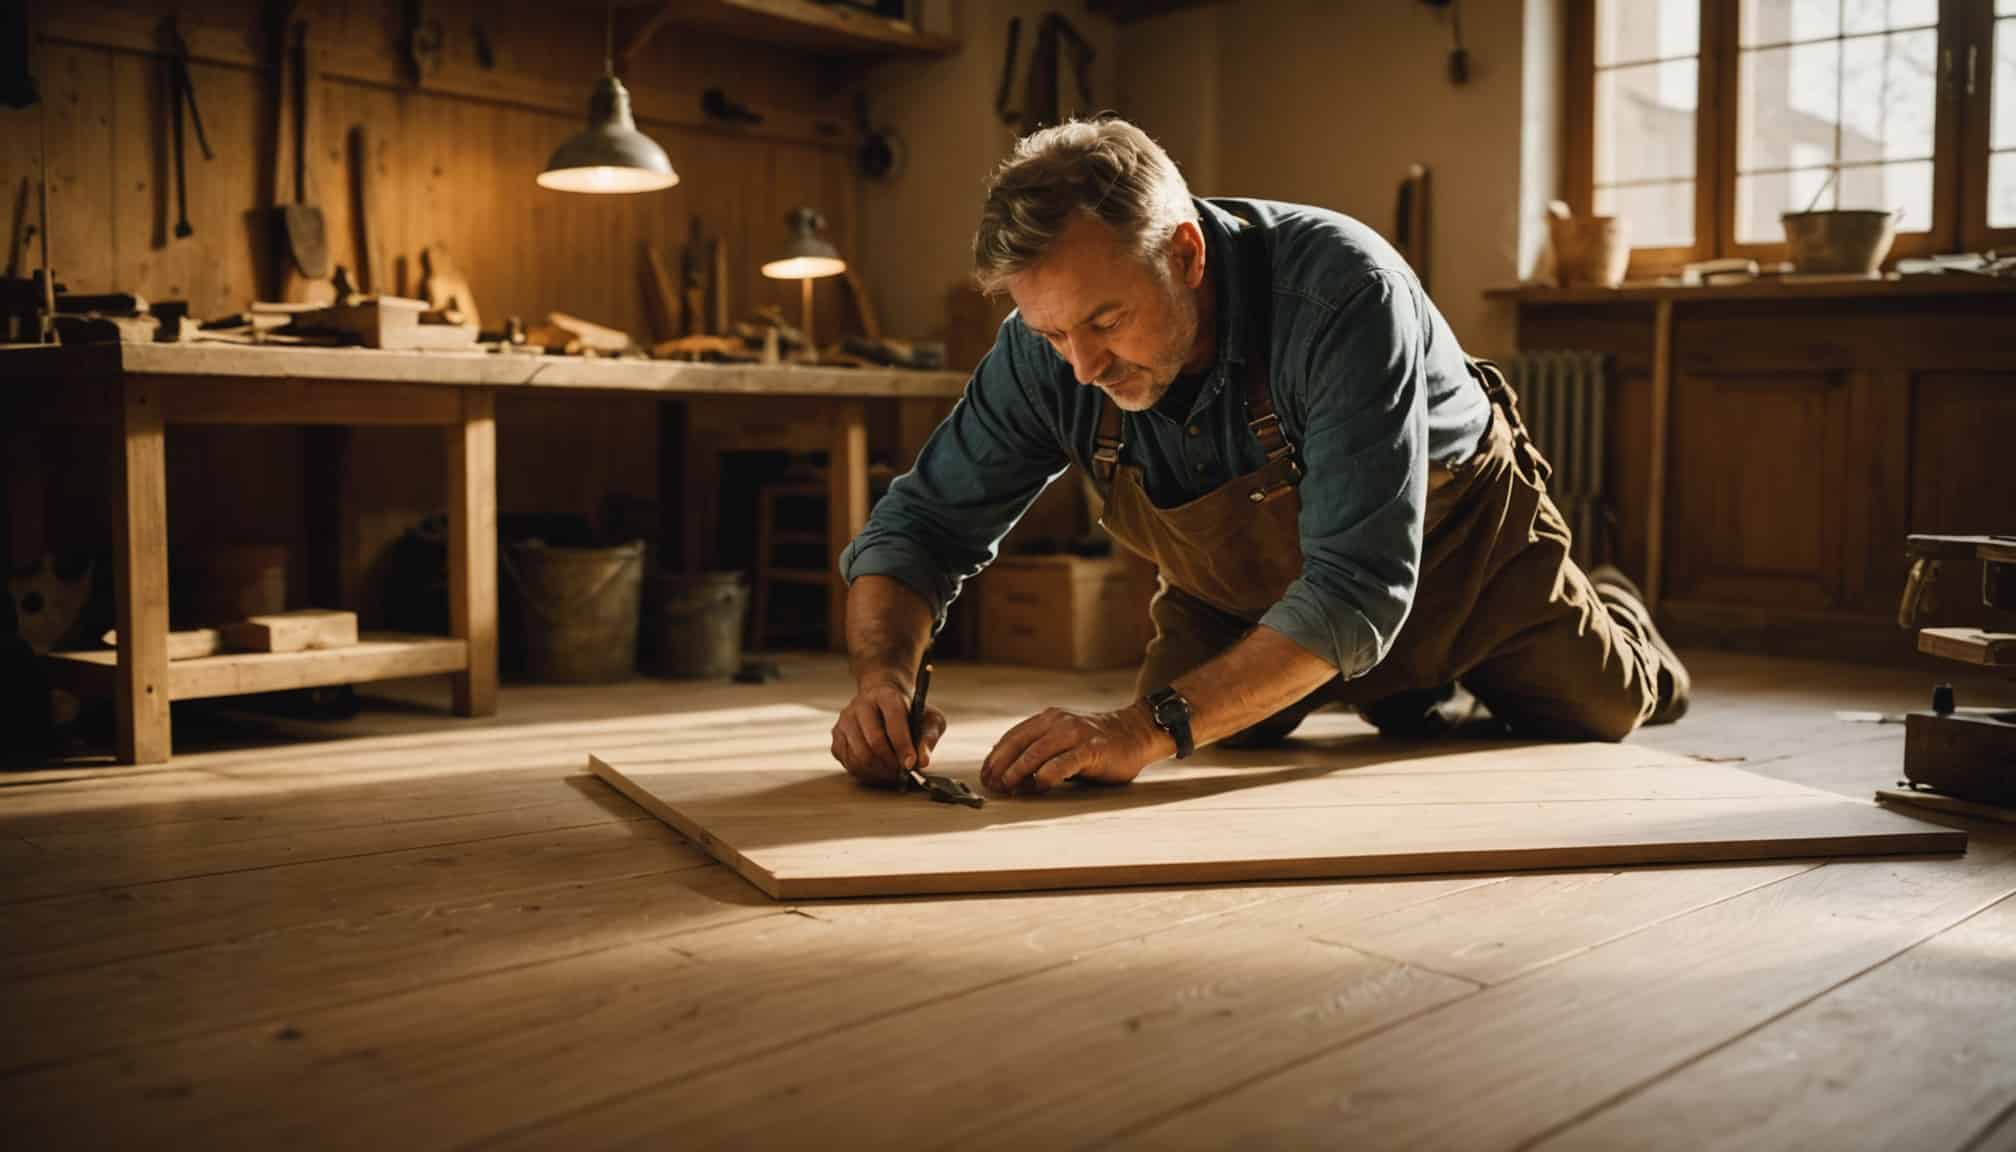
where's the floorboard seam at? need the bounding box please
[474,886,1333,1147]
[1960,1092,2016,1152]
[5,855,722,986]
[1509,882,2016,1152]
[0,866,772,1079]
[1091,860,1830,1146]
[0,815,660,909]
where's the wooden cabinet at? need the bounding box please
[1500,278,2016,662]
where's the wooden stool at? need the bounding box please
[749,482,831,648]
[748,465,896,649]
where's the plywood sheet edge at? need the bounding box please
[588,756,785,898]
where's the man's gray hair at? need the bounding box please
[972,117,1197,294]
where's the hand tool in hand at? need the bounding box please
[897,651,984,808]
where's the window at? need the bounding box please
[1569,0,2016,272]
[1990,0,2016,227]
[1593,0,1700,249]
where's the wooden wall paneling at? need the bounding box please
[1910,373,2016,537]
[1844,370,1913,616]
[37,44,118,295]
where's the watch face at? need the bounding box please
[1153,692,1185,725]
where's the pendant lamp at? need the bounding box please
[537,3,678,194]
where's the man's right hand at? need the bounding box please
[831,675,947,785]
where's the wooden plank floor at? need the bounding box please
[2,649,2012,1150]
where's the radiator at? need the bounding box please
[1502,350,1610,569]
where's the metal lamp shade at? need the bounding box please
[761,208,846,279]
[537,74,678,194]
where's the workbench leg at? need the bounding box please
[448,390,497,716]
[1644,298,1673,611]
[827,400,870,653]
[680,402,720,574]
[114,376,171,764]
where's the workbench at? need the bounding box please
[1,343,967,764]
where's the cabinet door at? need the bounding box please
[1665,369,1852,610]
[1911,372,2016,534]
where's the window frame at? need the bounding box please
[1962,0,2016,250]
[1567,0,2001,277]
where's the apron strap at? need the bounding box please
[1087,212,1283,488]
[1236,220,1292,472]
[1091,394,1124,485]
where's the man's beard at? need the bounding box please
[1098,281,1199,412]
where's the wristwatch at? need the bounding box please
[1144,686,1195,759]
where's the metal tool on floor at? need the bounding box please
[165,15,212,240]
[898,652,984,808]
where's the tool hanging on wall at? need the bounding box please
[164,16,213,241]
[994,11,1095,136]
[268,6,328,297]
[1419,0,1470,85]
[347,124,380,293]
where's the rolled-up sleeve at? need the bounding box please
[838,323,1070,629]
[1257,271,1429,678]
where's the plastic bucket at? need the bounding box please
[651,571,750,679]
[502,539,645,683]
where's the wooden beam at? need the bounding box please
[826,399,869,652]
[157,378,464,426]
[113,374,171,764]
[449,391,498,716]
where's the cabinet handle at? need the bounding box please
[1967,44,1977,98]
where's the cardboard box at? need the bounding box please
[977,553,1156,670]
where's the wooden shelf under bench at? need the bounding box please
[47,635,470,703]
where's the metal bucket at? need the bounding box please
[651,571,750,680]
[502,539,645,683]
[1780,209,1899,275]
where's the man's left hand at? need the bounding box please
[979,704,1173,795]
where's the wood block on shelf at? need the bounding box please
[977,553,1155,671]
[1918,627,2016,667]
[221,609,360,653]
[99,628,222,661]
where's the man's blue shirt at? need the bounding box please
[839,196,1491,678]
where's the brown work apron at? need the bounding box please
[1090,221,1672,743]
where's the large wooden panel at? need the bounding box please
[1666,370,1849,610]
[590,709,1963,899]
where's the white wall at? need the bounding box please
[1120,0,1538,357]
[857,1,1121,342]
[862,0,1559,359]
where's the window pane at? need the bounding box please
[1738,168,1836,242]
[1594,180,1695,247]
[1597,61,1699,184]
[1992,153,2016,229]
[1839,30,1936,163]
[1741,42,1840,171]
[1837,161,1932,232]
[1742,0,1840,46]
[1997,18,2016,152]
[2001,0,2016,17]
[1598,0,1699,65]
[1886,0,1938,26]
[1843,0,1885,35]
